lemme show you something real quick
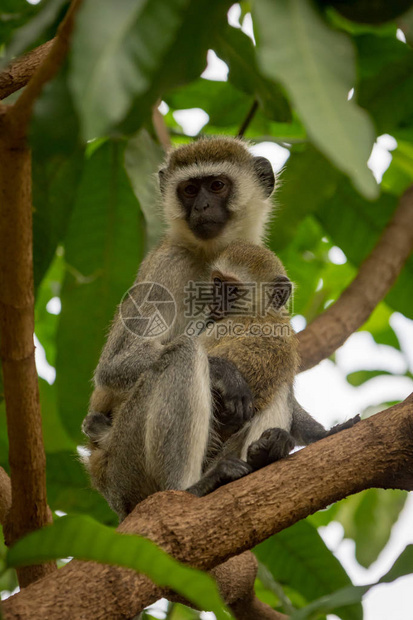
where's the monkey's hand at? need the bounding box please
[247,428,295,470]
[82,411,112,446]
[208,356,254,433]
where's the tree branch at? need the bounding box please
[0,466,11,526]
[0,0,83,588]
[10,0,82,139]
[298,184,413,371]
[0,39,55,101]
[237,99,259,138]
[152,104,172,151]
[3,395,412,618]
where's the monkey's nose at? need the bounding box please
[194,203,210,213]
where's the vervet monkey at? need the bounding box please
[83,241,360,518]
[83,137,277,453]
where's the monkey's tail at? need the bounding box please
[290,395,360,446]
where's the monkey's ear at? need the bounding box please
[253,156,275,197]
[272,275,292,309]
[158,168,167,194]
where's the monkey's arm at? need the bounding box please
[94,335,163,391]
[208,332,297,413]
[291,397,360,445]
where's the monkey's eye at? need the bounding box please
[210,180,225,192]
[183,184,198,196]
[213,277,223,286]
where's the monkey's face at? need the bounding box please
[176,175,233,240]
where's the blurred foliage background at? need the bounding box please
[1,0,413,617]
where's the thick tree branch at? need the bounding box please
[0,466,11,526]
[0,40,55,101]
[0,122,55,588]
[10,1,82,139]
[3,395,412,619]
[0,0,83,588]
[298,185,413,371]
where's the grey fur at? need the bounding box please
[81,139,360,521]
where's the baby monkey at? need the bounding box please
[83,242,359,518]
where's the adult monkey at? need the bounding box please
[85,137,276,445]
[83,241,360,519]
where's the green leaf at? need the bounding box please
[335,489,407,568]
[290,584,368,620]
[124,129,165,251]
[254,520,362,620]
[214,25,292,123]
[275,216,329,318]
[39,380,75,454]
[256,562,295,615]
[56,140,145,442]
[360,302,401,349]
[0,528,17,596]
[346,369,392,387]
[316,178,413,319]
[253,0,377,198]
[382,140,413,196]
[70,0,192,139]
[117,0,233,136]
[380,544,413,583]
[165,78,253,128]
[46,452,117,524]
[0,0,38,49]
[269,147,339,251]
[290,544,413,619]
[356,34,413,134]
[31,71,84,290]
[7,515,232,620]
[1,0,68,69]
[32,150,84,291]
[168,603,202,619]
[34,252,65,369]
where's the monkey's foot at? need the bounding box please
[326,414,361,437]
[187,457,253,497]
[247,428,295,471]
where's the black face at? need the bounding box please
[177,175,233,240]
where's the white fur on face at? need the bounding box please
[162,161,275,254]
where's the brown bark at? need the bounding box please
[0,466,11,525]
[0,0,83,588]
[298,184,413,371]
[0,40,55,101]
[3,395,412,619]
[0,116,54,588]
